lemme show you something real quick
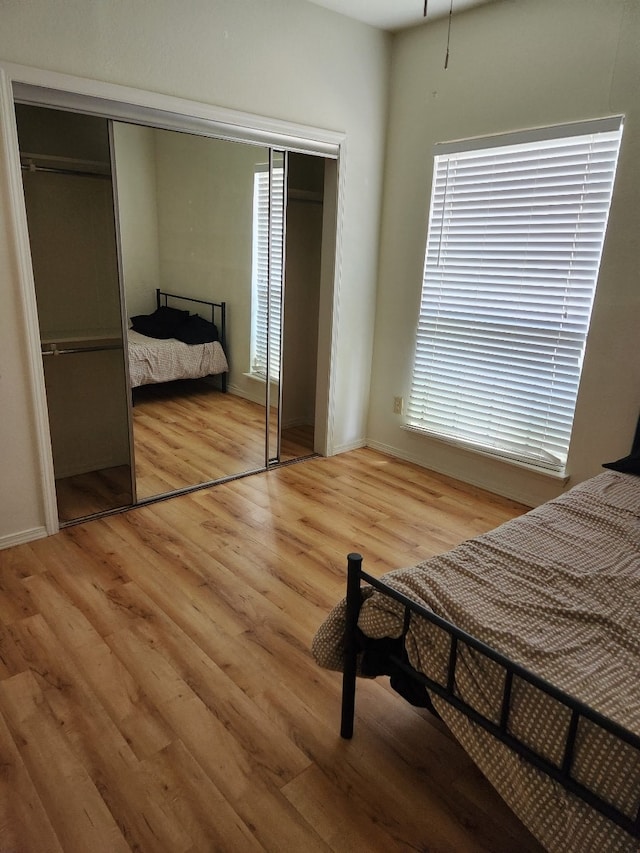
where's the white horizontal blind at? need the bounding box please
[407,118,623,472]
[251,163,284,381]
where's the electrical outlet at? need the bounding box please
[393,396,403,415]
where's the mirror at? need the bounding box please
[114,128,322,497]
[266,149,286,466]
[280,152,325,461]
[112,123,274,498]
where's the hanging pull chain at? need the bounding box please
[445,0,453,69]
[423,0,454,69]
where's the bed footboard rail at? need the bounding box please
[340,553,640,839]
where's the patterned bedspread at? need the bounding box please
[312,471,640,852]
[127,330,229,388]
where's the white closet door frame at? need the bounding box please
[0,61,346,535]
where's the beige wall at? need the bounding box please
[153,130,262,397]
[367,0,640,506]
[112,122,161,319]
[0,0,390,545]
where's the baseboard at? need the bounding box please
[227,382,265,407]
[365,438,540,507]
[365,439,429,469]
[0,525,48,551]
[332,437,367,454]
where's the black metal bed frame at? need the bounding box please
[340,552,640,841]
[156,288,228,392]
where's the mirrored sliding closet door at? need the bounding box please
[112,123,277,500]
[14,95,326,526]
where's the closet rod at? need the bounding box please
[21,163,111,179]
[41,343,122,356]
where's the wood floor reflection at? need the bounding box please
[133,380,263,499]
[133,380,315,500]
[56,380,315,521]
[56,466,133,523]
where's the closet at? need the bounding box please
[16,105,134,521]
[15,99,328,525]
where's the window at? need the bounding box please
[407,117,623,473]
[251,161,285,382]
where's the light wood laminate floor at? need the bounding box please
[56,381,315,521]
[0,448,545,852]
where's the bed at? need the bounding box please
[312,442,640,851]
[127,289,229,391]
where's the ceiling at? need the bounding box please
[304,0,496,32]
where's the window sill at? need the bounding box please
[402,424,570,483]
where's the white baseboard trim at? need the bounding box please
[332,437,367,455]
[228,383,267,407]
[365,439,539,507]
[365,439,435,469]
[0,525,48,551]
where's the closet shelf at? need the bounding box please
[288,188,323,204]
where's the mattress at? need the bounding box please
[127,329,229,388]
[313,470,640,852]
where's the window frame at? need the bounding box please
[406,116,624,475]
[250,160,285,383]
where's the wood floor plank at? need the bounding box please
[18,568,176,761]
[257,671,532,853]
[8,614,193,853]
[0,448,547,852]
[87,516,251,641]
[62,636,175,761]
[0,707,64,853]
[283,763,427,853]
[140,739,265,853]
[103,580,315,787]
[0,550,39,626]
[0,670,130,853]
[107,626,330,852]
[23,573,104,651]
